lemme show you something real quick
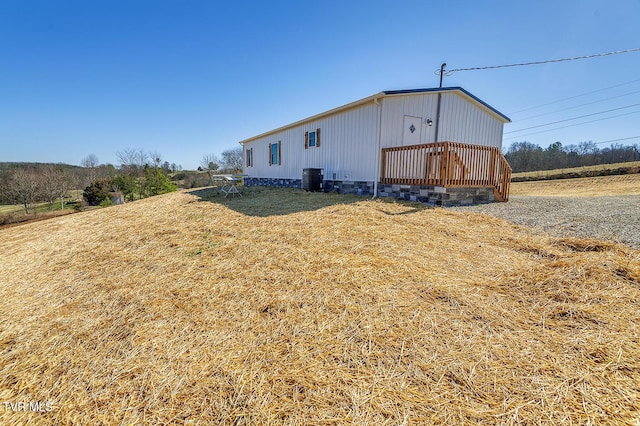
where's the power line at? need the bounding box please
[504,135,640,147]
[515,90,640,122]
[592,136,640,145]
[508,78,640,115]
[504,110,640,140]
[505,103,640,134]
[438,48,640,74]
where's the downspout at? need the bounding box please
[373,95,383,198]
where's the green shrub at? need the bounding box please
[99,197,114,207]
[83,179,112,206]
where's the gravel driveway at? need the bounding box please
[452,195,640,250]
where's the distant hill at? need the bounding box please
[0,161,83,172]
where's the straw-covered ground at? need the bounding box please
[1,187,639,425]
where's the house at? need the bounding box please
[239,87,512,205]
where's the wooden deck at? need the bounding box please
[380,141,512,201]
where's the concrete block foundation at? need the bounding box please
[245,178,496,206]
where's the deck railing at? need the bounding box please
[380,141,512,201]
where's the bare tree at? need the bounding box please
[81,154,99,168]
[117,149,140,202]
[149,151,161,166]
[135,150,148,199]
[221,147,243,173]
[41,166,71,211]
[9,168,40,215]
[81,154,99,186]
[200,153,220,185]
[578,141,599,166]
[505,141,544,173]
[162,161,171,175]
[0,170,10,204]
[116,148,150,200]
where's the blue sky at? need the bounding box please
[1,0,639,169]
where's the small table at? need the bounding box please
[212,175,242,198]
[221,177,241,198]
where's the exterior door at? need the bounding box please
[402,115,422,146]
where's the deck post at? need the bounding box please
[441,142,450,186]
[380,149,387,184]
[489,148,497,187]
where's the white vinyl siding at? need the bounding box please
[380,92,504,149]
[380,94,439,148]
[243,103,380,182]
[438,93,504,148]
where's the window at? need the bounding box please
[245,147,253,167]
[304,128,321,149]
[268,141,281,165]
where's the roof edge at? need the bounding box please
[239,92,385,144]
[239,87,510,144]
[383,87,511,123]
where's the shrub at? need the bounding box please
[99,197,114,208]
[83,179,112,206]
[72,201,85,212]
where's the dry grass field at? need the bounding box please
[511,161,640,179]
[0,205,23,214]
[1,187,639,425]
[510,173,640,197]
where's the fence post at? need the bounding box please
[489,148,497,187]
[441,142,450,186]
[381,148,387,183]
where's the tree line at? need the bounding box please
[0,149,182,215]
[83,149,178,205]
[0,163,80,214]
[1,146,246,216]
[504,141,640,173]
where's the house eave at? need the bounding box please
[383,87,511,123]
[238,87,510,145]
[239,92,385,145]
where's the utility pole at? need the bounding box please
[435,63,446,142]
